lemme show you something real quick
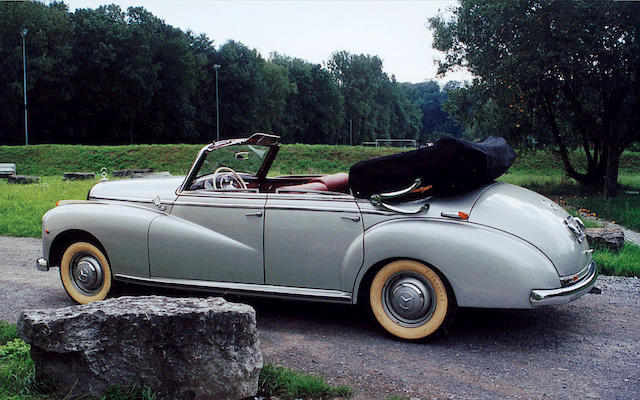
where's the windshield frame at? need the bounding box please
[177,132,280,194]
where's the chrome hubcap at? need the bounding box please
[71,254,104,295]
[382,272,436,327]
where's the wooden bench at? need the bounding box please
[0,163,16,178]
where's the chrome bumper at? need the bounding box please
[530,261,598,307]
[35,257,49,272]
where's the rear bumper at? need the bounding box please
[530,261,598,307]
[35,257,49,271]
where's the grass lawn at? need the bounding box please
[0,321,353,400]
[0,177,95,237]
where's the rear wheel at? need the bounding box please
[369,260,451,340]
[60,242,112,304]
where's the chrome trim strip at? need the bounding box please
[172,201,264,209]
[92,196,157,203]
[265,205,359,213]
[36,257,49,272]
[115,274,352,302]
[275,188,350,196]
[181,192,267,199]
[268,193,355,201]
[530,261,598,307]
[559,261,593,287]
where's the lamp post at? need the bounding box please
[21,28,28,146]
[213,64,221,142]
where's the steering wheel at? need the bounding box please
[212,166,247,190]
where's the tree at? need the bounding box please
[271,54,344,144]
[401,80,464,143]
[430,0,640,196]
[327,51,421,144]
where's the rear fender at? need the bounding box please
[353,218,561,309]
[42,202,162,278]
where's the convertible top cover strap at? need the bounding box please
[348,136,516,199]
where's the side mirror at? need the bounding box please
[235,151,249,160]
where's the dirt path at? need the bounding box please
[2,236,639,399]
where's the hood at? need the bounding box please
[89,177,184,203]
[469,182,591,276]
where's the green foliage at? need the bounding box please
[327,51,423,144]
[100,385,159,400]
[566,195,640,231]
[430,0,640,194]
[401,80,464,143]
[0,2,442,146]
[594,243,640,278]
[259,363,354,400]
[0,339,39,398]
[0,321,18,346]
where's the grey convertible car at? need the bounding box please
[36,133,597,340]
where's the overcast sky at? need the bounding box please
[62,0,471,84]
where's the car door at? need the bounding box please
[148,190,266,283]
[264,192,364,291]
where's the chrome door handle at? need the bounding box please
[245,211,263,217]
[341,215,361,222]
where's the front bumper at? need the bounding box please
[529,260,598,306]
[36,257,49,271]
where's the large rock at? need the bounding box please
[63,172,95,181]
[113,168,154,178]
[585,227,625,252]
[7,174,39,184]
[132,171,172,179]
[17,296,262,400]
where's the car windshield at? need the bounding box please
[197,144,270,178]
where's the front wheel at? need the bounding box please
[369,260,452,340]
[60,242,112,304]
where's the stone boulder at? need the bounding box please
[113,168,154,178]
[63,172,96,181]
[18,296,262,400]
[132,171,172,179]
[585,227,625,252]
[7,174,39,184]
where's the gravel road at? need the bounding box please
[1,236,639,399]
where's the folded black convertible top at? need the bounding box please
[348,136,516,199]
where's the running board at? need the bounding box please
[114,274,353,303]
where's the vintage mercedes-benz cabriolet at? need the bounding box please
[36,133,597,340]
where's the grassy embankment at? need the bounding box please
[1,144,639,277]
[0,321,352,400]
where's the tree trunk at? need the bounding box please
[603,145,621,198]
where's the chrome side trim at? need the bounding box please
[530,261,598,307]
[91,196,157,203]
[173,201,263,210]
[265,205,359,213]
[268,193,355,201]
[56,200,105,206]
[115,274,353,303]
[559,261,593,287]
[36,257,49,272]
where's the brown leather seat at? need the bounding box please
[277,181,328,193]
[312,173,349,193]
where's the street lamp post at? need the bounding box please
[213,64,221,142]
[21,28,28,146]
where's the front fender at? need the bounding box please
[353,218,561,309]
[42,202,163,278]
